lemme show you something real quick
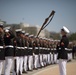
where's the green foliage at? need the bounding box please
[50,32,60,40]
[69,33,76,41]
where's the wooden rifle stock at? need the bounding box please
[37,10,55,37]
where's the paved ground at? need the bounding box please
[22,59,76,75]
[2,59,76,75]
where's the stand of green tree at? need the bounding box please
[69,33,76,41]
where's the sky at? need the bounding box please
[0,0,76,33]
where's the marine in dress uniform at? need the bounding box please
[33,37,40,69]
[50,41,54,64]
[39,38,44,67]
[57,26,70,75]
[4,28,15,75]
[49,40,53,64]
[19,30,26,75]
[43,39,48,66]
[14,29,23,75]
[45,39,50,65]
[28,35,34,71]
[53,41,58,64]
[0,24,5,75]
[23,33,29,73]
[47,40,51,65]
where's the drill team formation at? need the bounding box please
[0,23,73,75]
[0,10,75,75]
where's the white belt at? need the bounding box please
[5,45,13,48]
[51,48,56,50]
[16,47,25,49]
[48,48,50,50]
[51,48,53,50]
[21,47,25,49]
[59,48,71,51]
[0,46,3,48]
[25,47,27,49]
[29,47,33,49]
[35,47,38,49]
[39,47,42,49]
[16,47,21,49]
[54,48,56,50]
[65,48,72,51]
[59,48,61,50]
[43,48,45,49]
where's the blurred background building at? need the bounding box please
[4,22,50,38]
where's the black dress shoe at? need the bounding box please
[23,70,28,73]
[34,68,38,70]
[25,71,28,73]
[29,70,33,71]
[19,71,22,75]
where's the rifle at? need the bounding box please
[37,10,55,37]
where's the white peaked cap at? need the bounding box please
[42,37,46,40]
[29,34,34,37]
[4,26,11,30]
[5,29,9,32]
[39,37,43,39]
[25,33,29,36]
[22,30,25,33]
[15,29,22,32]
[34,36,38,38]
[0,24,3,26]
[0,24,3,28]
[63,26,70,33]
